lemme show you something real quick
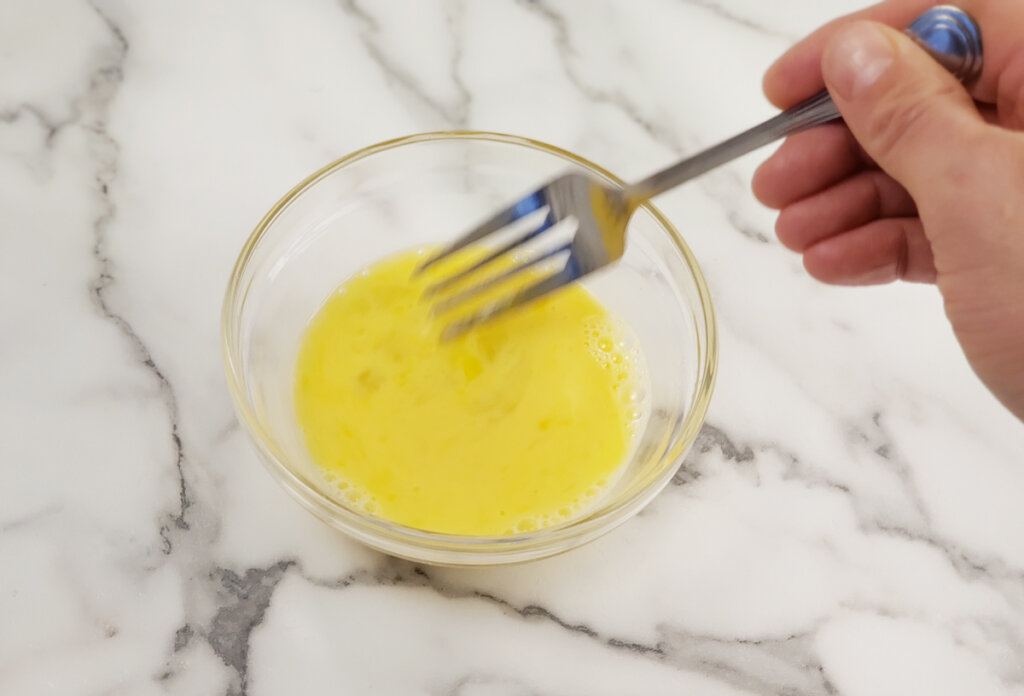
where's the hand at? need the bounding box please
[752,0,1024,421]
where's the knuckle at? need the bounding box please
[775,209,804,251]
[865,170,888,219]
[865,81,964,159]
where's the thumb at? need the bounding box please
[821,20,985,200]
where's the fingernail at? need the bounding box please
[824,22,896,100]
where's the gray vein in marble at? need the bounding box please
[693,422,757,464]
[704,170,773,243]
[474,590,602,640]
[0,104,64,146]
[955,618,1024,686]
[63,17,265,692]
[837,595,1024,688]
[0,504,63,534]
[150,536,1022,696]
[676,0,795,42]
[302,561,667,655]
[853,411,930,523]
[659,628,839,696]
[338,0,469,128]
[207,561,295,696]
[673,423,753,485]
[297,560,843,696]
[423,563,852,696]
[80,4,194,551]
[436,674,545,696]
[517,0,684,149]
[869,522,1023,590]
[445,0,472,123]
[172,624,193,653]
[338,0,447,121]
[157,561,294,694]
[517,0,772,244]
[212,419,242,446]
[682,417,928,530]
[677,420,1024,644]
[681,416,911,507]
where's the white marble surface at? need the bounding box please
[3,0,1024,693]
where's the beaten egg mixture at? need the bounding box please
[295,249,645,535]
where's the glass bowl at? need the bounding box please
[222,132,717,566]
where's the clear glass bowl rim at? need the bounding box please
[222,130,718,565]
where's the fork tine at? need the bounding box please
[431,242,571,316]
[439,260,578,341]
[422,211,556,297]
[414,189,547,275]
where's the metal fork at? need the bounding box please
[418,5,982,339]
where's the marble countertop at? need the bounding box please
[4,0,1024,694]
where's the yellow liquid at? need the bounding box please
[294,250,643,535]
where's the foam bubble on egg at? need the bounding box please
[582,314,650,437]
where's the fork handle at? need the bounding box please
[627,5,984,203]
